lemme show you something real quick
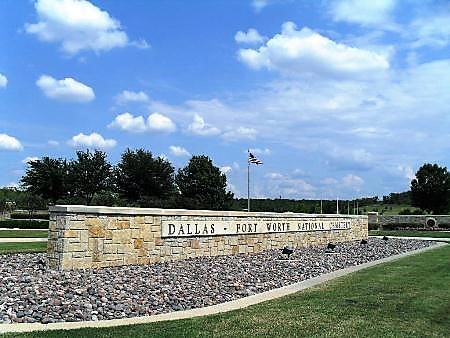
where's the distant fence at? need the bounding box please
[368,212,450,230]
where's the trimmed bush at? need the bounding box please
[10,212,49,220]
[0,219,49,229]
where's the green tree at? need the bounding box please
[411,163,450,214]
[20,157,68,204]
[68,150,112,205]
[175,155,234,210]
[115,148,176,205]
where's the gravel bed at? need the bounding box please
[0,238,436,324]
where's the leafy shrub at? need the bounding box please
[10,213,49,220]
[0,219,49,229]
[399,208,411,215]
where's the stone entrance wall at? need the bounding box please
[47,205,368,270]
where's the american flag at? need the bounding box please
[248,152,263,165]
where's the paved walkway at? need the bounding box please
[0,228,47,231]
[0,238,47,243]
[0,242,446,334]
[371,235,450,243]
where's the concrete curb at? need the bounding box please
[0,238,47,243]
[0,242,447,334]
[0,229,47,231]
[371,235,450,243]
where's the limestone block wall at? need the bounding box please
[367,212,450,229]
[48,205,368,270]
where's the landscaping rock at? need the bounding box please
[0,238,436,324]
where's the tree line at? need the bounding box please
[20,149,234,210]
[6,154,450,215]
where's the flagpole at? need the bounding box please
[247,149,250,212]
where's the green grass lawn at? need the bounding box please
[370,230,450,238]
[5,245,450,338]
[0,241,47,254]
[361,203,415,215]
[0,230,48,238]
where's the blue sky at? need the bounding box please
[1,0,450,200]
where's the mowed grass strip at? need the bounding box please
[0,230,48,238]
[370,230,450,238]
[0,242,47,254]
[5,245,450,338]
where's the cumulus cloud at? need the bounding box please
[69,132,116,149]
[238,22,389,79]
[115,90,149,104]
[25,0,148,54]
[169,145,190,157]
[235,28,265,44]
[147,113,176,132]
[0,134,23,151]
[22,156,39,164]
[330,0,396,27]
[0,73,7,88]
[109,112,176,133]
[264,171,315,198]
[220,166,232,174]
[108,112,147,133]
[222,127,257,141]
[188,114,220,136]
[36,75,95,102]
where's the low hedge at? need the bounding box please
[0,219,49,229]
[10,213,49,220]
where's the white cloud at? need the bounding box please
[235,28,265,44]
[48,140,59,147]
[322,177,339,185]
[0,73,7,88]
[22,156,39,164]
[115,90,149,104]
[4,182,19,189]
[109,112,176,133]
[108,112,147,133]
[341,174,364,189]
[264,171,315,198]
[25,0,147,54]
[238,22,389,79]
[223,127,257,141]
[330,0,396,27]
[169,145,190,157]
[69,132,116,149]
[36,75,94,102]
[188,114,220,136]
[397,165,415,181]
[409,15,450,48]
[265,172,283,180]
[147,113,176,132]
[220,166,232,174]
[249,148,271,155]
[0,134,23,151]
[251,0,269,12]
